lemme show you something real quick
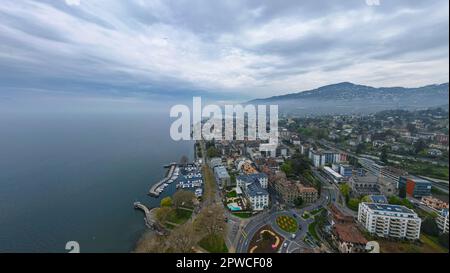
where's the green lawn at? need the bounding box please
[166,208,193,225]
[232,212,253,218]
[226,190,237,198]
[308,221,319,241]
[198,234,229,253]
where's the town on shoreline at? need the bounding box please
[134,107,449,253]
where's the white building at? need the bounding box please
[358,203,421,240]
[437,209,449,234]
[236,173,269,211]
[358,158,384,177]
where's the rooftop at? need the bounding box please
[246,182,269,197]
[214,166,230,179]
[363,203,416,215]
[334,224,368,245]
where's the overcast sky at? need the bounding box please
[0,0,448,100]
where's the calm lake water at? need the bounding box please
[0,100,194,252]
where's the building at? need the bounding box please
[421,196,449,210]
[339,165,353,178]
[297,183,319,203]
[309,149,326,168]
[367,195,388,204]
[209,157,223,169]
[358,158,384,177]
[245,182,269,211]
[350,173,380,196]
[398,176,432,198]
[323,166,344,184]
[271,174,318,204]
[436,209,449,234]
[214,166,231,189]
[236,173,269,211]
[331,223,368,253]
[329,204,354,224]
[308,149,342,167]
[358,203,421,240]
[380,166,408,188]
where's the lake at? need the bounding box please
[0,97,193,252]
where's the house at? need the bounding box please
[332,223,368,253]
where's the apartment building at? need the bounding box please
[437,209,449,234]
[236,173,269,211]
[358,203,421,240]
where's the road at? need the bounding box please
[234,175,339,253]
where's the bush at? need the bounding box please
[160,196,173,207]
[388,196,413,209]
[438,233,449,249]
[347,198,360,211]
[422,217,440,237]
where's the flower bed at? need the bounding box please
[276,215,298,233]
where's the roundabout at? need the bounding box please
[275,215,298,233]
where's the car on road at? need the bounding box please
[292,213,297,218]
[283,242,288,248]
[291,234,296,239]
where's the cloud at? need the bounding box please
[0,0,448,99]
[65,0,80,6]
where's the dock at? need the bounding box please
[148,163,177,197]
[133,202,167,235]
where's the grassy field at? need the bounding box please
[308,221,319,241]
[399,160,449,181]
[166,208,193,225]
[378,235,448,253]
[198,234,228,253]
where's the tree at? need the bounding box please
[194,204,226,238]
[380,146,389,164]
[422,217,440,237]
[207,146,219,158]
[356,143,365,155]
[173,190,195,208]
[135,234,167,253]
[290,153,311,175]
[160,196,173,207]
[293,197,304,208]
[165,223,197,253]
[281,161,294,177]
[347,198,361,211]
[414,139,427,154]
[154,206,173,225]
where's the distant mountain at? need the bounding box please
[248,82,449,116]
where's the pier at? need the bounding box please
[148,163,177,197]
[133,202,167,235]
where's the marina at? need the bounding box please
[148,162,204,198]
